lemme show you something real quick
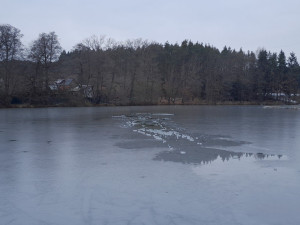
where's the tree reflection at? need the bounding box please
[154,148,284,165]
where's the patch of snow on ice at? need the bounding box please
[218,137,231,141]
[167,145,174,151]
[146,129,180,137]
[153,135,165,142]
[152,113,174,116]
[117,113,201,150]
[181,134,194,142]
[112,115,126,118]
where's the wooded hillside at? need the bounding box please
[1,24,300,106]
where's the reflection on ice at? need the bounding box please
[192,153,289,178]
[155,149,287,165]
[114,113,286,165]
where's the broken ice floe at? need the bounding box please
[113,113,196,146]
[114,113,247,156]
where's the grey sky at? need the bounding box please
[1,0,300,57]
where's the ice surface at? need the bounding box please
[1,106,300,225]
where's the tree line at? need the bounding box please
[1,24,299,106]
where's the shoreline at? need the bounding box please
[0,101,297,109]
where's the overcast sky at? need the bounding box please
[1,0,300,57]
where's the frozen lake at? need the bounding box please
[0,105,300,225]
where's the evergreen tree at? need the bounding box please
[287,52,300,96]
[277,50,289,97]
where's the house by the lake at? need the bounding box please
[49,78,93,98]
[49,78,76,91]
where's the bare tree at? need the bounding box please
[0,24,23,103]
[28,32,62,90]
[83,35,106,51]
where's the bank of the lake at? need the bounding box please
[1,99,298,109]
